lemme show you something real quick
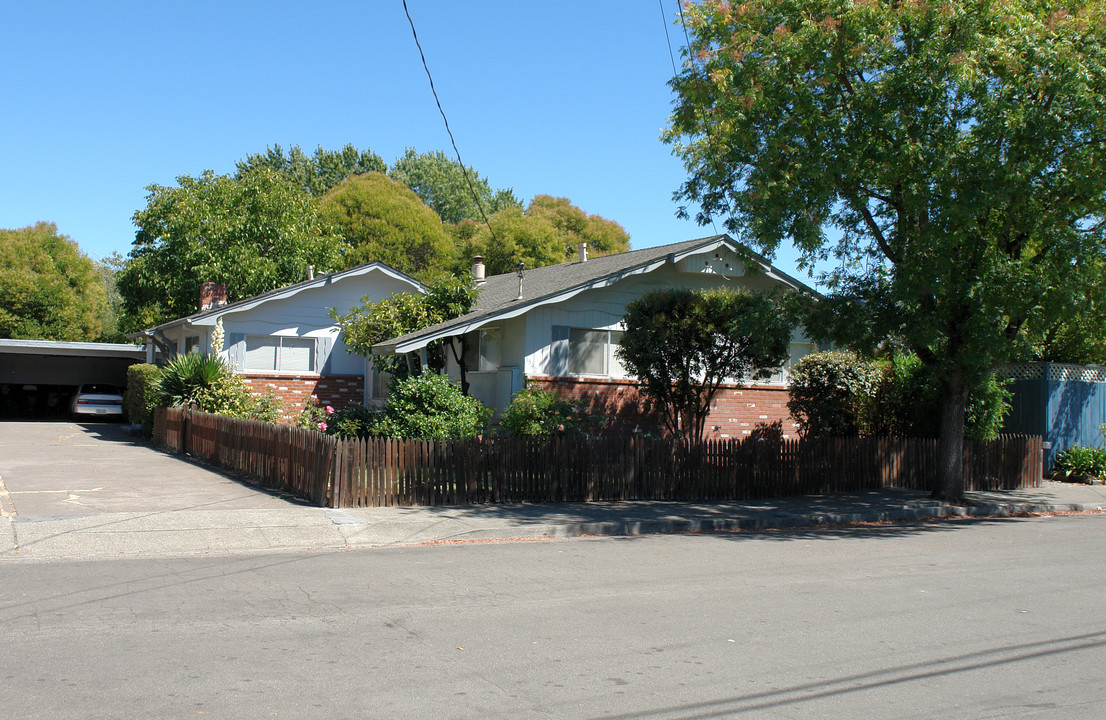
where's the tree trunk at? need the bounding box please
[933,373,970,500]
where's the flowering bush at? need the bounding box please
[297,394,335,432]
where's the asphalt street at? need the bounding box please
[4,513,1106,719]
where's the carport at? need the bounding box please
[0,339,145,419]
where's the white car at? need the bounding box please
[70,383,124,419]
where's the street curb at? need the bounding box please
[492,502,1106,541]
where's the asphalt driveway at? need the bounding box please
[0,421,294,518]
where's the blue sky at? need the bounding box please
[1,1,816,281]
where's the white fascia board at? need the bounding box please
[381,258,673,355]
[184,263,426,328]
[675,237,818,295]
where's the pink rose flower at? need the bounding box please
[317,422,327,431]
[326,406,335,414]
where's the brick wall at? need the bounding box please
[239,373,364,424]
[527,376,800,439]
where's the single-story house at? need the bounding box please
[134,263,425,420]
[373,235,821,439]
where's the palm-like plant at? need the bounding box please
[156,353,230,408]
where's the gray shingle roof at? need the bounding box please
[374,235,814,354]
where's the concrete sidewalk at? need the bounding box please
[3,480,1105,561]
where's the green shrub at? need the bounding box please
[788,351,882,439]
[154,353,279,422]
[191,371,256,418]
[328,404,385,439]
[1054,446,1106,480]
[250,388,285,424]
[866,354,1011,442]
[501,388,604,437]
[155,353,228,408]
[789,350,1011,441]
[124,363,162,432]
[371,372,491,439]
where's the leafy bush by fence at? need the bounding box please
[154,408,1041,508]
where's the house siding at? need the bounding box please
[521,264,811,381]
[527,376,800,439]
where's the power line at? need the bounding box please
[401,0,498,243]
[659,0,678,77]
[676,0,693,59]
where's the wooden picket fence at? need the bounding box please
[153,408,1042,508]
[154,407,336,506]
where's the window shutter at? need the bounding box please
[316,336,334,375]
[227,333,246,371]
[550,325,570,376]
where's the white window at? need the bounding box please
[568,328,622,376]
[478,327,501,372]
[462,328,502,372]
[245,336,315,372]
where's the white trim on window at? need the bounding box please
[568,328,622,377]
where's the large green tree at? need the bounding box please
[0,222,107,341]
[119,169,346,331]
[319,172,457,279]
[457,196,632,275]
[617,288,792,441]
[94,251,126,343]
[236,143,386,196]
[666,0,1106,498]
[389,148,521,224]
[1022,255,1106,364]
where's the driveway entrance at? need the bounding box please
[0,422,293,517]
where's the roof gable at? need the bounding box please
[375,235,817,355]
[139,262,425,335]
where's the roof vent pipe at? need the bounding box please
[473,256,486,284]
[307,265,315,281]
[578,242,588,262]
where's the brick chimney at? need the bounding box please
[200,282,227,311]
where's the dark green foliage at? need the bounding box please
[370,373,491,439]
[388,148,520,224]
[787,352,882,439]
[119,169,347,332]
[1053,446,1106,480]
[0,222,108,341]
[327,404,385,439]
[155,353,226,408]
[791,352,1011,442]
[124,363,163,432]
[500,388,605,437]
[867,354,1012,443]
[457,195,631,276]
[665,0,1106,498]
[617,288,793,441]
[319,172,457,279]
[236,143,387,196]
